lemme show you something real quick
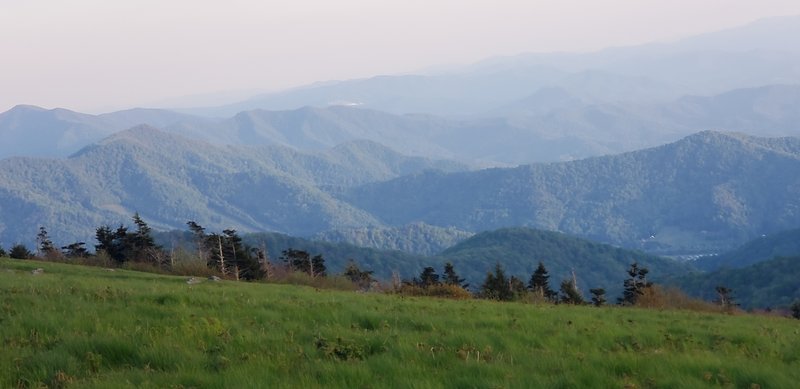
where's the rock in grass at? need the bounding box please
[31,268,44,275]
[186,277,202,284]
[208,276,221,282]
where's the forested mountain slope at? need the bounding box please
[436,228,689,297]
[0,126,466,245]
[312,222,474,256]
[692,227,800,271]
[343,131,800,253]
[667,255,800,309]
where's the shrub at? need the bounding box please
[272,271,358,291]
[394,284,473,299]
[791,300,800,320]
[9,244,32,259]
[169,249,220,277]
[635,285,725,313]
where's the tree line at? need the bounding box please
[3,213,795,317]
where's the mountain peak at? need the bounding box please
[97,124,171,145]
[10,104,47,112]
[0,104,48,118]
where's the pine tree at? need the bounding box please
[200,228,261,280]
[61,242,88,258]
[343,260,375,290]
[442,262,468,288]
[36,226,58,258]
[559,278,584,305]
[417,266,440,288]
[509,276,527,299]
[480,263,513,301]
[9,243,32,259]
[187,220,209,262]
[589,288,607,307]
[281,248,326,278]
[714,285,738,309]
[253,245,271,280]
[791,300,800,320]
[528,262,556,302]
[130,213,162,264]
[95,225,128,263]
[0,244,6,257]
[619,262,652,306]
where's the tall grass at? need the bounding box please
[2,258,799,388]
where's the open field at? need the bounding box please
[1,258,799,388]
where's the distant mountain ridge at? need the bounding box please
[692,227,800,271]
[185,16,800,118]
[0,125,467,246]
[312,222,474,256]
[0,125,797,255]
[5,83,800,166]
[342,131,800,253]
[0,104,218,159]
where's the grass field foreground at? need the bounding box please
[1,258,799,388]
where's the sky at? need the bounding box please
[2,0,800,113]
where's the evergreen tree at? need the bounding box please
[223,229,261,280]
[95,224,128,263]
[0,244,6,257]
[417,266,440,288]
[559,278,584,305]
[281,248,326,278]
[222,229,244,278]
[589,288,606,307]
[61,242,88,258]
[203,229,262,280]
[528,262,556,301]
[714,285,738,309]
[94,214,164,264]
[480,263,513,301]
[252,246,271,280]
[343,260,375,290]
[509,275,527,298]
[9,244,32,259]
[619,262,652,306]
[36,226,57,258]
[187,220,210,261]
[442,262,468,288]
[130,213,162,264]
[791,300,800,320]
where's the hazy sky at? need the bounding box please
[2,0,800,113]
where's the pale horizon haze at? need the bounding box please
[2,0,800,113]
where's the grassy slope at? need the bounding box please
[2,258,799,388]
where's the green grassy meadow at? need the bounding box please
[2,258,799,388]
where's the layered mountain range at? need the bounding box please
[0,128,797,256]
[3,83,800,165]
[2,15,799,264]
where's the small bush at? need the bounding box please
[74,252,113,268]
[517,291,553,305]
[394,284,473,299]
[315,336,365,361]
[169,250,220,277]
[271,271,358,291]
[9,244,32,259]
[636,285,725,313]
[791,300,800,320]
